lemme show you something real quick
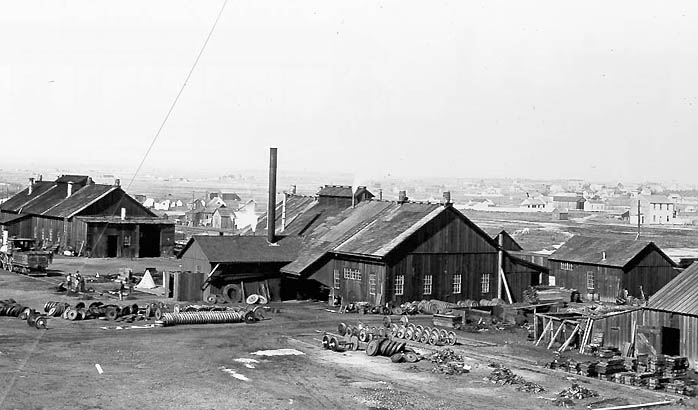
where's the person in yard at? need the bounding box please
[119,280,125,300]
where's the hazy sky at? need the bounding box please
[1,1,697,183]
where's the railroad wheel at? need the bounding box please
[321,334,330,349]
[366,339,380,356]
[328,336,339,352]
[447,331,457,346]
[337,322,347,336]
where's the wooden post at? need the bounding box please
[548,320,567,349]
[533,309,538,341]
[536,318,553,346]
[558,323,581,352]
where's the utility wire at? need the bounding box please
[127,0,229,190]
[88,0,228,259]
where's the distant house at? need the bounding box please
[212,208,235,229]
[552,193,585,210]
[281,201,548,305]
[548,236,678,302]
[551,208,569,221]
[584,199,605,212]
[520,197,546,210]
[630,195,678,225]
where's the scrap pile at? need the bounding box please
[0,299,49,329]
[485,364,545,393]
[545,354,695,397]
[552,383,599,407]
[44,300,152,322]
[428,348,469,375]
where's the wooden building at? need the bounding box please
[548,236,678,302]
[177,235,302,302]
[552,194,585,210]
[315,185,374,208]
[211,208,235,229]
[281,200,548,305]
[0,175,174,257]
[586,263,698,368]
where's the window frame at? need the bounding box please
[333,269,340,290]
[423,275,433,295]
[481,273,490,294]
[586,271,595,290]
[452,274,461,294]
[394,275,404,296]
[369,273,376,295]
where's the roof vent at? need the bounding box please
[66,181,73,198]
[602,251,607,261]
[28,177,34,195]
[398,190,408,203]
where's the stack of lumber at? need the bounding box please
[578,361,598,377]
[432,313,461,329]
[524,286,575,304]
[596,358,626,380]
[665,379,696,396]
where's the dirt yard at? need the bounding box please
[1,264,694,410]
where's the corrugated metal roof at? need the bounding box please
[648,262,698,316]
[548,235,674,268]
[0,181,55,212]
[334,204,443,257]
[43,184,117,218]
[178,235,302,263]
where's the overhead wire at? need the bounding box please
[85,0,229,262]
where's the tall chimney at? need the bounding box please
[28,178,34,195]
[114,178,120,187]
[378,188,383,201]
[267,147,278,243]
[351,186,356,208]
[38,174,42,182]
[66,181,73,198]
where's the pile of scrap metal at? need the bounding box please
[44,300,154,322]
[0,299,49,329]
[428,348,470,375]
[551,383,599,407]
[485,364,546,393]
[320,331,420,363]
[337,316,457,346]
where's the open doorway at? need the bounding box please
[139,225,161,257]
[661,326,680,356]
[107,235,118,257]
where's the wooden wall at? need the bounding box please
[79,189,153,218]
[593,309,698,368]
[625,249,677,297]
[326,257,386,305]
[551,261,623,302]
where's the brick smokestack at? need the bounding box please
[267,147,278,244]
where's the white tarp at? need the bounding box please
[135,270,156,289]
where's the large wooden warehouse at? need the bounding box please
[281,199,548,305]
[548,236,678,302]
[0,175,174,258]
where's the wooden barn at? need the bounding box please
[281,200,548,305]
[585,263,698,368]
[0,175,174,257]
[548,236,678,302]
[177,235,302,302]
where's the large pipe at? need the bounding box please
[267,148,278,243]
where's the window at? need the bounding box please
[343,268,361,281]
[369,274,376,295]
[667,215,670,222]
[452,274,461,294]
[561,262,574,271]
[123,235,131,247]
[481,274,490,294]
[333,270,340,289]
[423,275,432,295]
[653,215,657,222]
[586,271,595,290]
[394,275,404,296]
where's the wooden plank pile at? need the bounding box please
[523,286,575,304]
[595,358,626,380]
[432,313,461,329]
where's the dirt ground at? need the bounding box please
[1,263,695,410]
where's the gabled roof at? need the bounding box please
[317,185,374,199]
[42,184,120,218]
[251,195,344,237]
[548,235,676,269]
[22,182,93,215]
[640,195,673,204]
[648,262,698,316]
[493,230,523,252]
[0,181,55,212]
[55,175,91,185]
[0,213,31,224]
[214,208,234,217]
[177,235,302,263]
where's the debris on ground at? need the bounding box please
[428,348,470,375]
[557,383,599,400]
[485,364,545,393]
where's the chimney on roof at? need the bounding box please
[114,178,120,187]
[38,174,42,182]
[290,185,297,195]
[66,181,73,198]
[120,207,126,221]
[442,191,452,205]
[602,251,606,261]
[28,178,34,195]
[398,190,408,203]
[267,147,278,244]
[378,188,383,201]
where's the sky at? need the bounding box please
[1,1,697,184]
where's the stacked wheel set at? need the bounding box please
[43,300,147,321]
[158,307,264,326]
[1,299,49,329]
